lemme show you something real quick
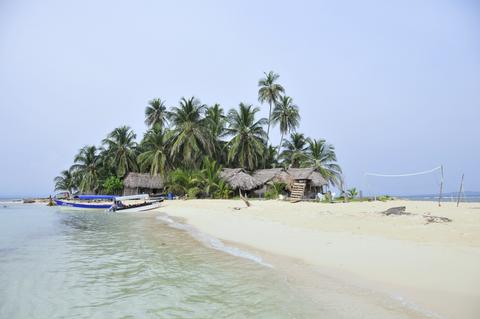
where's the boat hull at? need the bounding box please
[54,199,112,209]
[113,201,162,213]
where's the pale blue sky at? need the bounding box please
[0,0,479,197]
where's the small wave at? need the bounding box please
[157,215,273,268]
[390,293,444,319]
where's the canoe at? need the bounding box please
[54,199,113,209]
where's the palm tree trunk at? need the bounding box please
[277,132,284,161]
[266,101,272,144]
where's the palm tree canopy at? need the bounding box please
[226,103,267,170]
[145,98,168,128]
[280,133,309,168]
[272,96,300,135]
[71,145,100,193]
[102,126,138,178]
[54,169,76,193]
[257,71,285,104]
[168,97,213,168]
[302,138,343,187]
[138,126,170,176]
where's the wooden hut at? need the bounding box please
[252,168,290,197]
[123,173,164,196]
[286,168,328,199]
[220,168,263,195]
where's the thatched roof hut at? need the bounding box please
[286,168,327,186]
[252,168,290,184]
[123,173,164,195]
[220,168,262,191]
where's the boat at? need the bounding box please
[54,194,115,210]
[109,200,163,213]
[109,195,163,213]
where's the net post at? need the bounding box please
[456,174,464,207]
[438,165,444,207]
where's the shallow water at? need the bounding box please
[0,204,326,318]
[0,204,433,319]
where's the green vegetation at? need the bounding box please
[54,71,342,197]
[102,176,123,195]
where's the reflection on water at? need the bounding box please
[0,205,321,318]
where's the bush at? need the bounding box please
[102,176,123,195]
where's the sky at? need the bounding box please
[0,0,479,197]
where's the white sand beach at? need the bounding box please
[157,199,480,319]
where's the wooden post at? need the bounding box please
[456,174,464,207]
[438,165,444,207]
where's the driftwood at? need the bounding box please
[381,206,452,224]
[381,206,410,216]
[423,215,452,224]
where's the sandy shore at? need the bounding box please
[156,199,480,319]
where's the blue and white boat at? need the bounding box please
[54,194,115,210]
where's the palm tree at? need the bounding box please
[205,103,227,162]
[71,145,100,193]
[102,126,138,178]
[54,169,77,193]
[226,103,267,170]
[347,187,358,199]
[302,138,343,187]
[271,95,300,159]
[145,98,168,128]
[166,168,201,198]
[168,97,212,168]
[280,133,309,168]
[199,156,223,198]
[138,126,170,176]
[258,71,285,143]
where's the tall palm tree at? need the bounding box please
[168,97,212,168]
[280,133,309,168]
[226,103,267,170]
[271,95,300,159]
[302,138,343,187]
[71,145,100,193]
[205,103,227,161]
[102,126,138,178]
[54,169,77,193]
[145,98,168,128]
[138,126,170,176]
[258,71,285,144]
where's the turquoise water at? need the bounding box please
[0,204,323,318]
[0,204,434,319]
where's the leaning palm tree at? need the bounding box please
[168,97,212,168]
[279,133,309,168]
[102,126,138,178]
[71,145,100,193]
[145,98,168,128]
[271,95,300,159]
[258,71,285,143]
[54,169,77,193]
[138,126,170,176]
[302,138,343,187]
[226,103,268,170]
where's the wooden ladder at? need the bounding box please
[290,182,306,202]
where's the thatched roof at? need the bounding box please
[123,173,164,189]
[220,168,262,191]
[252,168,290,184]
[286,168,327,186]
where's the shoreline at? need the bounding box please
[155,199,480,319]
